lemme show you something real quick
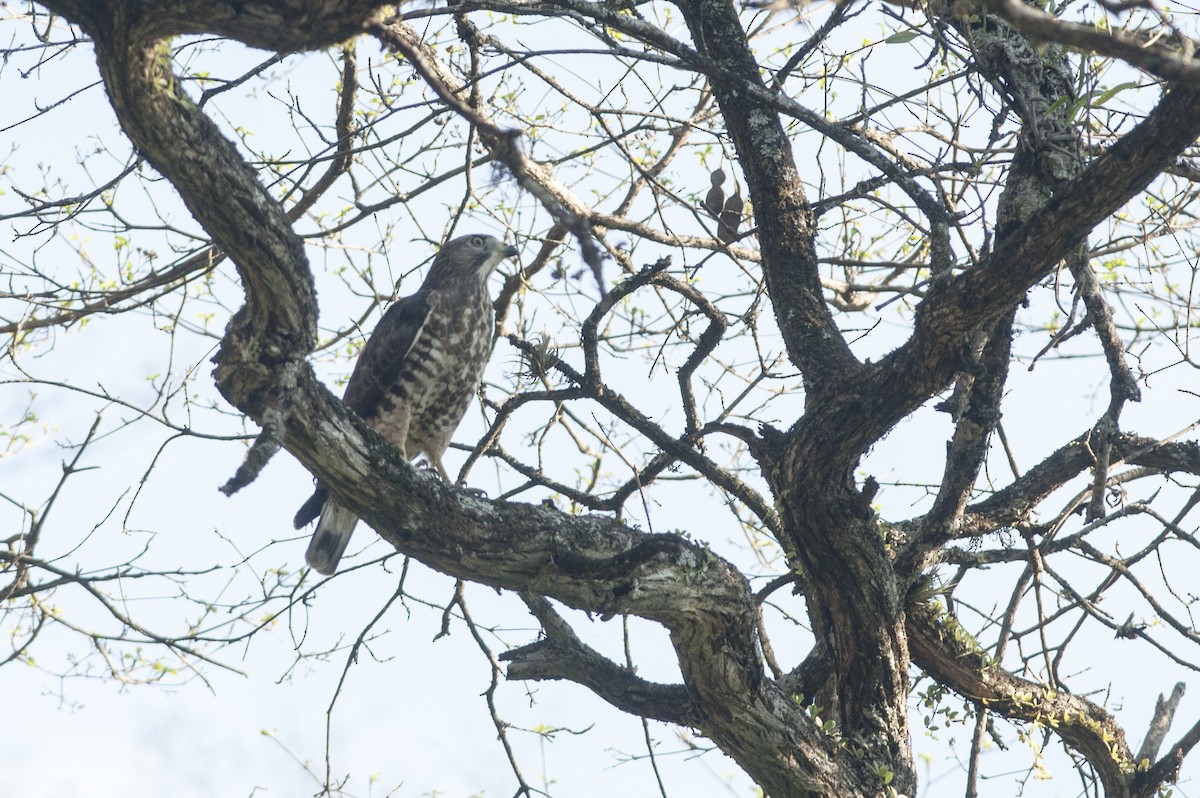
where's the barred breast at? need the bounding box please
[371,285,494,462]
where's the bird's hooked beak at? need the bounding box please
[483,242,519,276]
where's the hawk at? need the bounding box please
[295,234,519,575]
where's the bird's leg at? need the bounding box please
[426,453,454,485]
[423,449,486,496]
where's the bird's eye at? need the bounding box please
[470,235,485,248]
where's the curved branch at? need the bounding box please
[273,363,848,796]
[72,10,322,489]
[41,0,393,52]
[501,595,697,726]
[676,0,858,391]
[959,432,1200,535]
[55,7,848,795]
[982,0,1200,85]
[908,601,1139,797]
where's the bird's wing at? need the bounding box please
[295,292,428,531]
[341,291,431,419]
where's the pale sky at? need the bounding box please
[3,6,1200,798]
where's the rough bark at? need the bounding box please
[674,0,859,400]
[38,3,851,795]
[30,1,1200,796]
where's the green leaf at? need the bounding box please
[1094,81,1140,108]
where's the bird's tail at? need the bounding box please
[304,498,359,575]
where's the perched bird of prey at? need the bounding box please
[294,234,519,575]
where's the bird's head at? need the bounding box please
[427,234,519,286]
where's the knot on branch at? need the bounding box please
[531,530,756,643]
[216,350,308,496]
[551,533,696,580]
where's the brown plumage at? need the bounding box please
[295,234,518,575]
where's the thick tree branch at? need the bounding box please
[982,0,1200,85]
[1136,712,1200,797]
[956,433,1200,536]
[913,83,1200,343]
[896,311,1014,578]
[1069,247,1144,520]
[814,80,1200,477]
[1137,682,1185,763]
[69,9,321,490]
[500,595,697,726]
[274,367,849,797]
[908,601,1140,797]
[40,0,393,52]
[900,15,1076,576]
[675,0,859,395]
[52,7,853,795]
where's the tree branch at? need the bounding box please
[40,0,394,52]
[370,17,605,280]
[957,432,1200,535]
[1138,682,1185,763]
[908,600,1138,797]
[675,0,859,393]
[54,7,850,794]
[982,0,1200,85]
[500,595,697,726]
